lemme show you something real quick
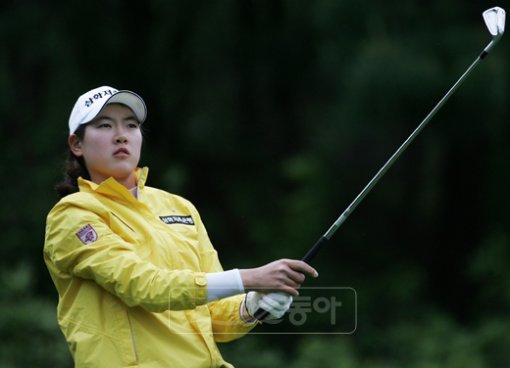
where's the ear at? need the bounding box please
[68,135,83,157]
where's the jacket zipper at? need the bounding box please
[126,312,139,364]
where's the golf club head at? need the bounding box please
[481,7,505,55]
[483,7,506,37]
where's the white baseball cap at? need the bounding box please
[68,86,147,134]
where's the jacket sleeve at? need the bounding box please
[191,208,258,340]
[208,295,258,342]
[44,201,208,312]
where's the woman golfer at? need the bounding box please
[44,86,318,367]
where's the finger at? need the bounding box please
[259,296,290,314]
[279,286,299,297]
[285,270,306,284]
[287,260,319,278]
[263,292,292,306]
[259,299,285,319]
[260,295,282,310]
[269,291,292,302]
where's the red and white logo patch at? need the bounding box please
[76,224,98,245]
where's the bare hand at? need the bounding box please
[239,259,319,296]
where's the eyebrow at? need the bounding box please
[93,114,139,123]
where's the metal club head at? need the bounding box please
[483,7,506,38]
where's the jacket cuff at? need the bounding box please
[192,272,209,305]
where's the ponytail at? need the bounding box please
[54,125,90,198]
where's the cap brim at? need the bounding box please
[105,90,147,124]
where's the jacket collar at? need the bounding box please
[78,167,149,202]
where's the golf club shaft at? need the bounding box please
[254,43,496,322]
[302,51,487,262]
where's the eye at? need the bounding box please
[127,121,140,129]
[94,121,112,128]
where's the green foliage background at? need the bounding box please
[1,0,509,367]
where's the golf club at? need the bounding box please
[254,6,505,321]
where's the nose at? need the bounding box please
[114,126,128,144]
[115,134,128,144]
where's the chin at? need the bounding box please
[110,166,137,181]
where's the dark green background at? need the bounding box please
[1,1,509,366]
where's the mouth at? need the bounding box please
[113,147,130,157]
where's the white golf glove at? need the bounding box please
[244,291,293,321]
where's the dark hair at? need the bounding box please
[54,125,91,198]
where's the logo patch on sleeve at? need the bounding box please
[76,224,98,245]
[159,215,195,225]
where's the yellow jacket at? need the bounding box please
[44,167,255,367]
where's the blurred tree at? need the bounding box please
[0,0,509,366]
